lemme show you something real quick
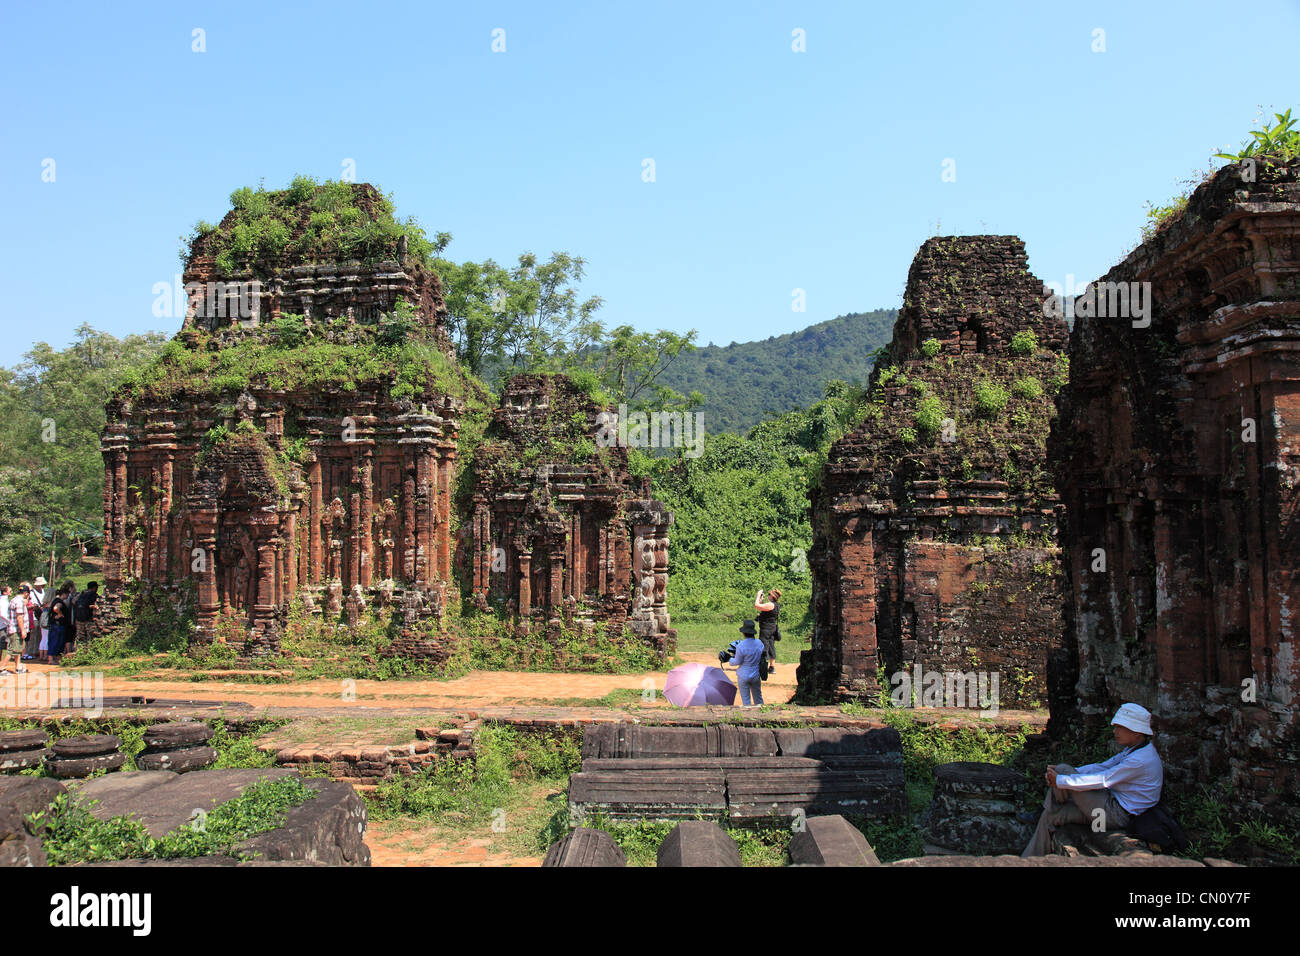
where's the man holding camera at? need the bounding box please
[720,620,767,707]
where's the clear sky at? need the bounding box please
[2,1,1298,353]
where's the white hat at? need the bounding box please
[33,576,47,587]
[1111,702,1153,736]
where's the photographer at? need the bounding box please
[720,620,767,707]
[755,588,781,670]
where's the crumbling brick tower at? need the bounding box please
[798,236,1070,707]
[1053,157,1300,820]
[463,374,676,659]
[101,182,475,655]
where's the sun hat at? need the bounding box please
[33,576,47,586]
[1111,702,1153,736]
[739,620,757,636]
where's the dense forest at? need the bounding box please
[656,310,895,434]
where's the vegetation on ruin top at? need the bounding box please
[116,301,490,413]
[832,343,1067,504]
[1142,109,1300,243]
[186,176,441,275]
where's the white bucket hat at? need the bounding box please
[1111,702,1153,736]
[33,576,47,587]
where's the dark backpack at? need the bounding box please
[74,592,94,622]
[1127,800,1190,852]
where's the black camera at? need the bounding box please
[718,641,738,664]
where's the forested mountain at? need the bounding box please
[657,309,896,434]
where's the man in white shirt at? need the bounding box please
[1022,702,1164,856]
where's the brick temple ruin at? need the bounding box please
[1053,156,1300,818]
[100,183,464,654]
[463,374,676,658]
[798,236,1070,708]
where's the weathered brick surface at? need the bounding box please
[463,374,675,658]
[100,183,464,656]
[800,236,1068,708]
[1053,156,1300,826]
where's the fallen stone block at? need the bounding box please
[580,756,827,773]
[73,768,295,838]
[143,722,213,749]
[925,761,1033,855]
[46,752,126,779]
[580,724,778,759]
[657,821,740,867]
[51,734,120,758]
[0,729,50,752]
[137,745,218,773]
[568,769,726,823]
[0,776,66,830]
[774,727,902,757]
[235,779,370,866]
[542,828,627,867]
[725,767,906,823]
[789,815,881,866]
[0,806,47,867]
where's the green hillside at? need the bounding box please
[658,309,896,434]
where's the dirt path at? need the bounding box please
[23,652,800,712]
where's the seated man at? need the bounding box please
[1022,703,1163,857]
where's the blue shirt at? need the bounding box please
[732,637,766,681]
[1056,743,1164,815]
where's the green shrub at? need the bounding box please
[898,426,918,445]
[1011,376,1043,400]
[914,396,946,437]
[1009,331,1038,356]
[920,338,942,358]
[270,313,308,349]
[973,381,1009,417]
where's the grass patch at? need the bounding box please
[39,774,317,864]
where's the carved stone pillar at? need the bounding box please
[517,541,532,619]
[402,468,416,582]
[549,548,564,613]
[308,456,322,584]
[348,463,362,589]
[416,448,433,587]
[437,451,453,582]
[192,508,219,642]
[360,451,373,588]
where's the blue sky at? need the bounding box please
[2,1,1298,353]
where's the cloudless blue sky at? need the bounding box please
[2,1,1298,353]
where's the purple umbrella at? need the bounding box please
[663,662,737,707]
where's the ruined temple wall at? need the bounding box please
[102,386,460,651]
[1054,157,1300,815]
[799,236,1068,708]
[464,375,675,657]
